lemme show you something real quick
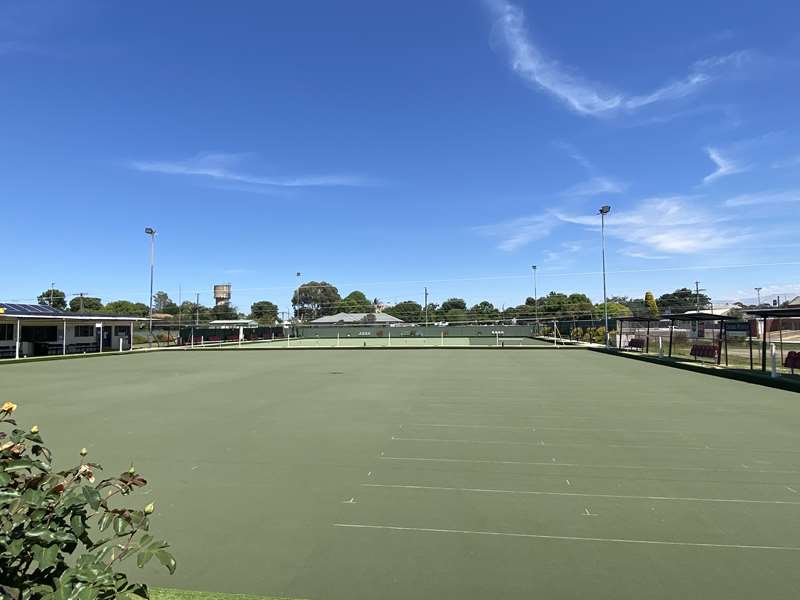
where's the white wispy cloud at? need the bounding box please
[474,214,555,252]
[128,153,370,188]
[486,0,751,117]
[562,176,626,197]
[702,146,747,184]
[555,196,750,254]
[619,248,670,260]
[724,189,800,207]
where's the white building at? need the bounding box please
[0,303,145,360]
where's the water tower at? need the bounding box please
[214,283,232,307]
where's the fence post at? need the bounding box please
[771,343,779,378]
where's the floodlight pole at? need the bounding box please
[145,227,156,348]
[599,206,611,347]
[531,265,538,327]
[424,287,429,325]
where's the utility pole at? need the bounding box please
[50,282,55,307]
[755,287,762,307]
[295,272,302,323]
[531,265,538,323]
[694,281,706,312]
[424,287,429,325]
[195,292,200,326]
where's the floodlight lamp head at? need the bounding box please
[599,205,611,215]
[144,227,156,235]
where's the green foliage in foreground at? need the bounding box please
[152,589,302,600]
[0,402,175,600]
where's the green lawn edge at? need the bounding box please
[152,588,305,600]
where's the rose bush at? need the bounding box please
[0,402,175,600]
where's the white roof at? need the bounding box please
[310,312,403,324]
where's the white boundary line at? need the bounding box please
[379,455,800,475]
[333,523,800,551]
[389,435,800,455]
[360,483,800,505]
[406,423,785,436]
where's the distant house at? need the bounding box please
[309,312,403,325]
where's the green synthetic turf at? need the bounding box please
[4,349,800,600]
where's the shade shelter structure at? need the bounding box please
[0,303,146,359]
[744,307,800,372]
[664,312,738,366]
[616,315,663,354]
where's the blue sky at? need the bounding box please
[2,0,800,314]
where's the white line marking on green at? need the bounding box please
[333,523,800,551]
[379,455,800,475]
[360,483,800,505]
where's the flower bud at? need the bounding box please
[80,447,88,456]
[144,502,155,514]
[30,425,39,434]
[128,465,136,475]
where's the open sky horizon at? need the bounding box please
[3,1,800,314]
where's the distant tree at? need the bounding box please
[441,298,466,312]
[152,291,176,312]
[566,293,594,319]
[68,296,103,312]
[657,287,710,314]
[644,291,659,316]
[210,303,238,321]
[292,281,341,320]
[384,300,423,323]
[469,301,499,320]
[524,297,537,306]
[424,303,439,323]
[250,300,279,324]
[37,288,67,310]
[177,300,211,323]
[444,308,469,322]
[595,301,633,318]
[540,292,569,318]
[102,300,150,317]
[608,295,646,314]
[337,290,373,313]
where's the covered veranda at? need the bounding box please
[0,303,145,360]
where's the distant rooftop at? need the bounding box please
[309,312,403,325]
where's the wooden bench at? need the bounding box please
[690,344,717,360]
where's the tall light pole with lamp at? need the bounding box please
[531,265,538,332]
[598,206,611,347]
[145,227,156,348]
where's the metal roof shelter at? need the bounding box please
[664,312,739,365]
[745,307,800,372]
[0,303,147,360]
[616,315,665,354]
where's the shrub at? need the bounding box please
[0,402,175,600]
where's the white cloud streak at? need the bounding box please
[128,153,369,188]
[555,196,750,254]
[486,0,751,117]
[702,146,747,184]
[474,214,555,252]
[724,189,800,207]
